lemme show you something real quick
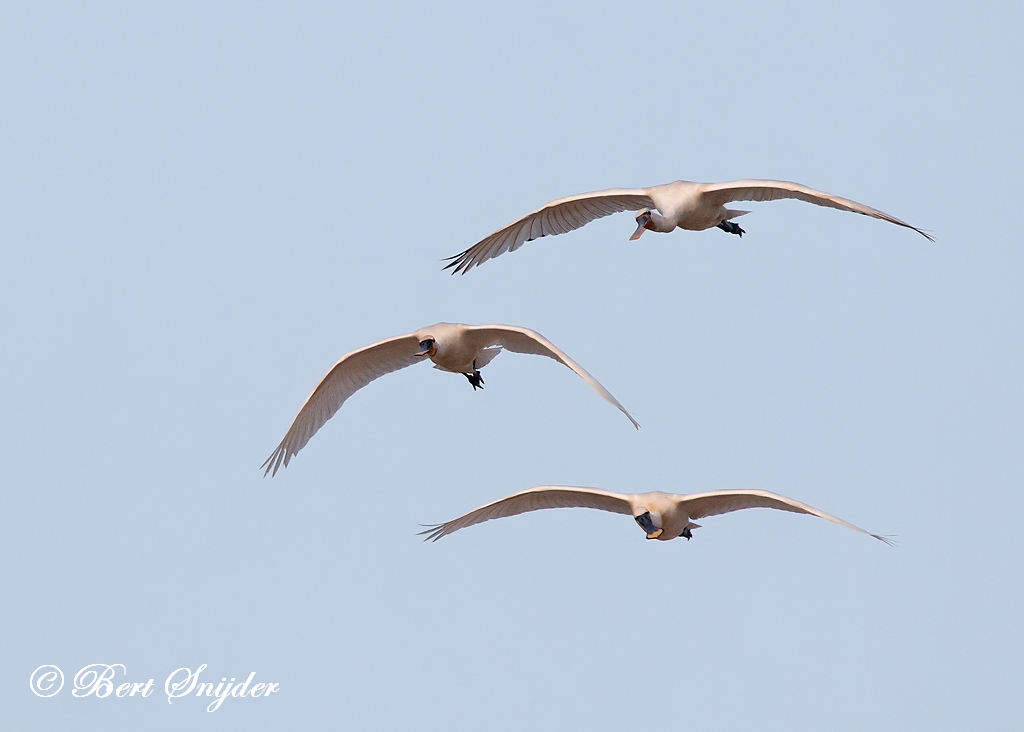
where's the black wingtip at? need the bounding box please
[260,447,289,478]
[441,251,472,275]
[901,221,935,242]
[417,524,446,542]
[259,458,274,478]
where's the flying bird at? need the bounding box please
[262,323,638,476]
[444,179,933,273]
[421,485,893,544]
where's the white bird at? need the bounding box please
[421,485,893,545]
[444,179,933,273]
[262,323,638,476]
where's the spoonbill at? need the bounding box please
[444,178,933,273]
[421,485,893,544]
[262,323,638,476]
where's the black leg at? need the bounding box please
[717,220,745,237]
[463,370,484,390]
[681,527,692,540]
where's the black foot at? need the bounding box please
[717,220,745,237]
[681,527,692,540]
[464,370,484,390]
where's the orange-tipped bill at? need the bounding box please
[415,338,435,357]
[629,210,652,241]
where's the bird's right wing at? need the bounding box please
[676,489,893,544]
[699,179,934,240]
[262,333,422,476]
[444,188,654,274]
[420,485,635,541]
[463,324,640,428]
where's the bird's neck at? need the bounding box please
[649,210,675,233]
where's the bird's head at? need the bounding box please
[630,209,654,241]
[415,337,437,357]
[634,509,664,540]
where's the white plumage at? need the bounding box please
[421,485,893,545]
[262,323,638,476]
[445,178,933,273]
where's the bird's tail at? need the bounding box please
[724,209,750,220]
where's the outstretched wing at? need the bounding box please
[699,179,933,240]
[421,485,635,541]
[445,188,655,274]
[463,324,640,429]
[676,489,893,544]
[262,333,422,476]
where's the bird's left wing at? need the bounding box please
[676,489,893,544]
[444,188,654,274]
[463,324,640,429]
[262,333,422,476]
[700,179,934,240]
[420,485,635,541]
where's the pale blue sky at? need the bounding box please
[1,1,1022,729]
